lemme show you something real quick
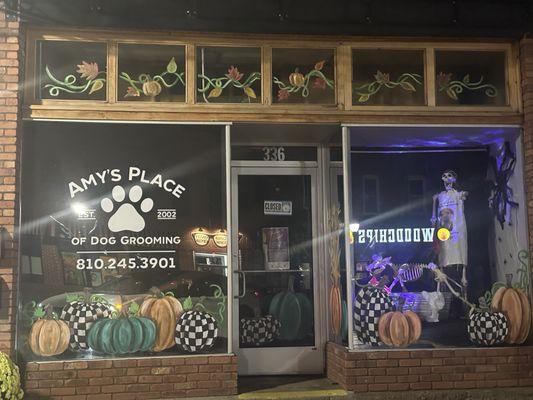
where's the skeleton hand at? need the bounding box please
[430,216,437,225]
[461,191,468,200]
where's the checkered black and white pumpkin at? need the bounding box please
[240,315,281,346]
[353,286,393,346]
[468,310,508,346]
[60,301,111,351]
[175,310,218,353]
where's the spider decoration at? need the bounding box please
[489,142,519,229]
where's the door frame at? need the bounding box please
[230,164,326,375]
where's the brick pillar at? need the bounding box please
[0,2,21,354]
[521,39,533,266]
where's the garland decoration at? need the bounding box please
[353,71,423,103]
[120,57,185,98]
[44,61,106,96]
[198,66,260,102]
[273,60,334,101]
[437,72,498,101]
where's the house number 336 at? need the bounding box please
[262,146,285,161]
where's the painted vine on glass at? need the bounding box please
[273,60,334,101]
[120,57,185,98]
[198,66,260,103]
[437,72,498,101]
[353,70,423,103]
[43,57,186,99]
[44,61,106,96]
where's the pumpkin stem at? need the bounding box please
[148,286,164,298]
[397,296,406,313]
[505,274,513,288]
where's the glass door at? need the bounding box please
[231,167,323,375]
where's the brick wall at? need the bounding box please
[327,342,533,393]
[522,39,533,261]
[0,1,21,355]
[24,355,238,399]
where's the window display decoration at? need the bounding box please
[139,288,184,352]
[198,66,261,102]
[59,293,113,351]
[191,228,228,248]
[87,303,157,355]
[437,72,498,101]
[120,57,185,98]
[269,277,313,340]
[353,285,394,346]
[0,351,23,400]
[175,310,218,353]
[431,170,468,299]
[240,315,281,346]
[489,142,519,229]
[328,207,342,337]
[467,307,508,347]
[377,300,421,348]
[273,60,334,101]
[28,305,70,357]
[44,61,106,96]
[353,71,423,103]
[490,274,531,344]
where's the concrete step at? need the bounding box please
[237,376,350,400]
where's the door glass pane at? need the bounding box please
[238,174,314,348]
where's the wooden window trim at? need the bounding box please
[24,27,521,122]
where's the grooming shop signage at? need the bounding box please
[355,227,435,244]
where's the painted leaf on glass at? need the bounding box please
[399,81,416,92]
[244,87,257,99]
[208,87,223,98]
[166,57,178,74]
[89,80,104,94]
[314,60,325,71]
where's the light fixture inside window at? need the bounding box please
[191,228,210,246]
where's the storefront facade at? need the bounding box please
[2,2,533,398]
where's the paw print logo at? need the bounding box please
[100,185,154,232]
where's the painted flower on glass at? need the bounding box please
[313,77,326,90]
[76,61,99,81]
[226,66,244,82]
[437,72,452,89]
[374,70,390,85]
[277,89,290,101]
[125,86,140,97]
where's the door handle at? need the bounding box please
[233,270,246,299]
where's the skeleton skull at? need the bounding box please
[441,170,457,185]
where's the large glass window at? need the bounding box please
[196,46,261,104]
[18,122,228,361]
[348,127,530,350]
[118,44,186,102]
[352,49,425,106]
[435,51,507,106]
[272,48,336,104]
[37,41,108,101]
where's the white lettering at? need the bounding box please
[422,228,435,242]
[413,228,421,242]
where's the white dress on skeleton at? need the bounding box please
[437,188,467,267]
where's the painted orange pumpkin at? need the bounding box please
[289,71,305,87]
[491,275,531,344]
[139,288,184,351]
[142,80,162,97]
[378,310,421,348]
[29,318,70,357]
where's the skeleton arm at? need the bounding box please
[431,194,438,225]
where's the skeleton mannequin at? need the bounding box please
[431,170,468,298]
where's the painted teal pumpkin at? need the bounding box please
[87,316,156,354]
